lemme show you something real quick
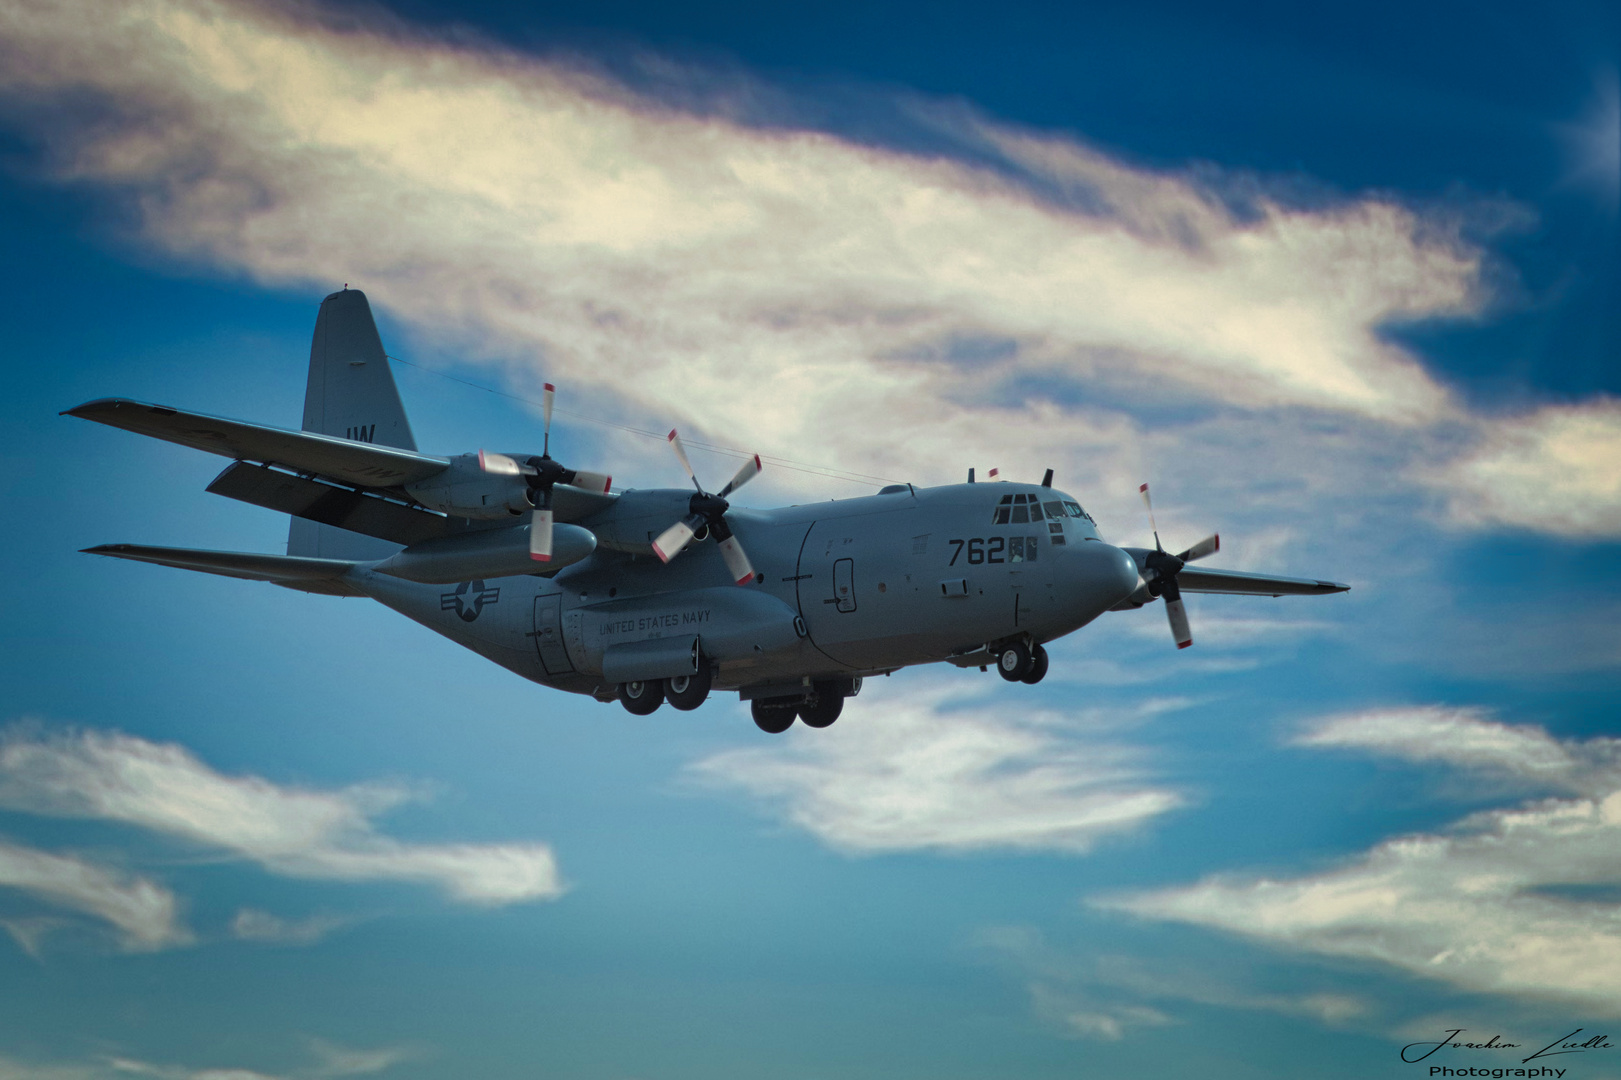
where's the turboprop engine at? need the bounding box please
[372,521,596,583]
[403,453,530,520]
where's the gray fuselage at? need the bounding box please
[354,481,1142,700]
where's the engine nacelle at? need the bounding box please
[403,453,530,520]
[372,522,595,583]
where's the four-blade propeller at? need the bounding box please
[478,383,612,562]
[1139,483,1219,649]
[651,430,762,585]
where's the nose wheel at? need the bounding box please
[996,642,1048,684]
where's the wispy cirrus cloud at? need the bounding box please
[4,0,1614,547]
[0,726,564,907]
[0,1039,411,1080]
[0,837,188,952]
[1100,708,1621,1015]
[689,682,1183,855]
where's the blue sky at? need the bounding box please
[1,1,1618,1077]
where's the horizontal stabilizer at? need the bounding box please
[64,398,450,488]
[208,461,456,547]
[83,544,364,597]
[1176,567,1350,597]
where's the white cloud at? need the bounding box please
[974,925,1371,1041]
[0,1040,413,1080]
[1103,711,1621,1014]
[0,0,1612,543]
[1435,399,1621,538]
[0,727,563,905]
[689,682,1182,855]
[0,838,189,952]
[1295,706,1621,794]
[228,907,345,946]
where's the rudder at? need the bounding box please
[289,289,416,560]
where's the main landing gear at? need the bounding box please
[619,666,714,715]
[996,641,1049,685]
[750,678,856,734]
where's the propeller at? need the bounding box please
[651,429,762,585]
[1138,482,1219,649]
[479,383,612,562]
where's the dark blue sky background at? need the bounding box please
[0,1,1617,1077]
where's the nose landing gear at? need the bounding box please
[996,641,1049,684]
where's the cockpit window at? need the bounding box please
[991,492,1050,525]
[1065,501,1084,518]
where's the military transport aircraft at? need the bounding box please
[67,289,1349,733]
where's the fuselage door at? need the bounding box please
[533,593,576,677]
[833,557,856,613]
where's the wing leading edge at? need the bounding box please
[83,544,364,597]
[1175,566,1350,597]
[64,398,451,488]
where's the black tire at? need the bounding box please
[666,667,713,711]
[798,683,844,728]
[1020,644,1050,685]
[997,641,1032,682]
[751,698,797,734]
[619,680,665,715]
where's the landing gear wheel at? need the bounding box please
[1020,644,1049,685]
[665,667,713,711]
[997,641,1033,682]
[798,683,844,728]
[619,680,664,715]
[751,698,797,734]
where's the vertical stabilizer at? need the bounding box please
[289,289,416,560]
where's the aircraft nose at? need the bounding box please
[1063,540,1143,612]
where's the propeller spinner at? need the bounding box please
[1139,483,1220,649]
[651,430,762,585]
[478,383,611,562]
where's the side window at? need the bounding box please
[1043,500,1065,519]
[1009,537,1025,562]
[1026,534,1038,561]
[1065,501,1084,518]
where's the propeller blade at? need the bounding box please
[541,382,555,456]
[717,534,755,585]
[1165,596,1193,649]
[479,449,524,476]
[718,454,762,498]
[651,517,699,563]
[1139,483,1162,550]
[530,506,554,562]
[1178,534,1220,563]
[667,430,702,492]
[567,470,613,494]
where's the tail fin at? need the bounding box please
[289,289,417,560]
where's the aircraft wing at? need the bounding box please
[83,544,365,596]
[1176,567,1350,597]
[64,398,451,488]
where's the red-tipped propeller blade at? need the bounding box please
[717,534,755,585]
[568,470,613,494]
[1165,596,1193,649]
[1178,534,1220,563]
[667,430,702,491]
[530,506,554,562]
[718,454,761,499]
[652,517,698,563]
